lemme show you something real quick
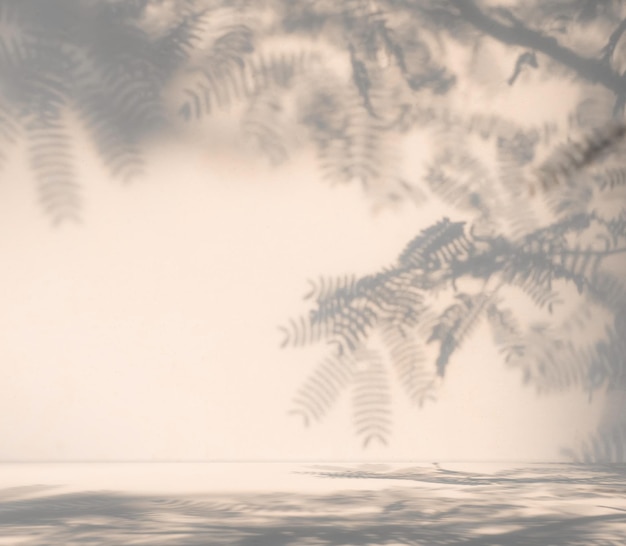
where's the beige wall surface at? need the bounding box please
[0,136,607,462]
[0,0,624,462]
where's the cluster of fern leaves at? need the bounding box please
[3,0,626,455]
[0,0,455,221]
[282,118,626,447]
[0,0,212,222]
[177,0,457,206]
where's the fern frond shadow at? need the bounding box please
[283,199,626,443]
[0,0,200,222]
[180,47,313,120]
[291,353,355,426]
[379,320,438,407]
[398,218,473,271]
[496,305,626,396]
[26,113,80,225]
[428,292,492,377]
[529,123,626,197]
[305,82,411,209]
[0,98,18,169]
[593,167,626,191]
[352,349,392,447]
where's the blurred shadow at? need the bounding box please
[3,0,626,452]
[1,464,626,545]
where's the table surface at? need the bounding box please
[0,462,625,545]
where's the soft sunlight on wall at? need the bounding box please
[0,115,606,461]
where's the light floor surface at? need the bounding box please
[0,463,625,545]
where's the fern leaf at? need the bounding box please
[80,2,170,127]
[507,269,563,311]
[485,303,527,363]
[178,23,253,119]
[588,271,626,308]
[0,0,154,218]
[310,82,403,200]
[428,293,491,377]
[245,50,311,92]
[246,49,320,147]
[283,269,424,352]
[303,275,358,302]
[509,241,607,297]
[361,277,425,332]
[241,90,291,165]
[544,182,593,220]
[316,92,382,183]
[154,8,211,69]
[348,43,375,116]
[0,97,17,141]
[398,218,473,271]
[588,323,626,391]
[76,83,145,182]
[511,324,578,392]
[529,122,626,196]
[311,277,392,351]
[290,353,355,426]
[506,215,610,296]
[99,54,165,134]
[8,41,71,113]
[492,132,547,236]
[552,246,605,286]
[351,349,391,447]
[593,166,626,191]
[0,97,18,169]
[424,149,494,215]
[0,0,34,67]
[323,297,379,352]
[320,269,429,352]
[64,31,151,182]
[180,43,311,120]
[279,314,332,349]
[513,317,625,396]
[379,320,437,407]
[26,114,80,225]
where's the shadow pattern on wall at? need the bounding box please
[2,0,626,456]
[282,121,626,449]
[0,0,191,222]
[2,1,626,218]
[272,0,626,455]
[0,0,455,222]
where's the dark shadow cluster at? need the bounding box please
[283,122,626,447]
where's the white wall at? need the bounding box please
[0,114,606,461]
